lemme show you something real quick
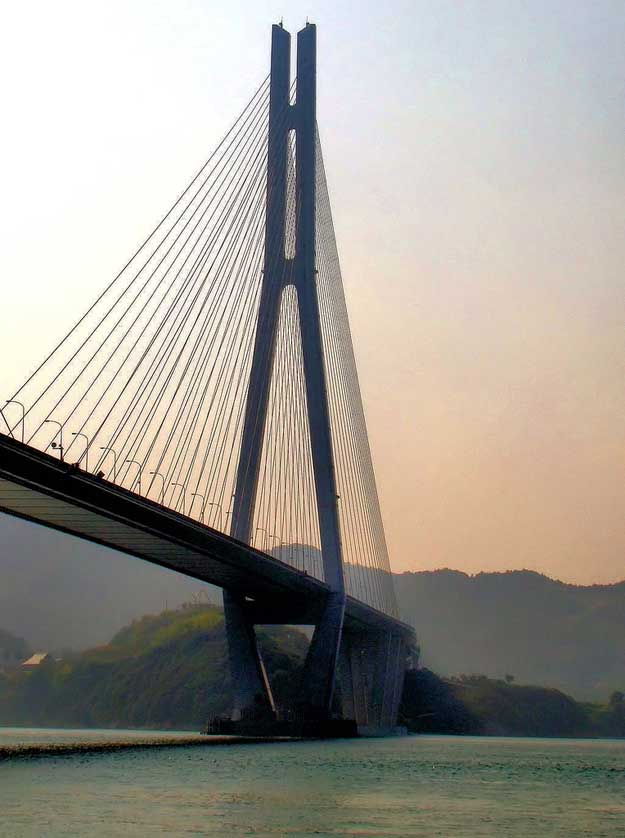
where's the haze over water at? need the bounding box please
[2,731,624,836]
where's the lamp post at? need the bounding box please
[191,492,205,521]
[44,419,64,461]
[208,502,223,529]
[170,482,186,514]
[5,400,25,442]
[254,527,268,550]
[125,459,143,493]
[149,471,166,503]
[71,432,90,471]
[225,492,236,532]
[268,533,280,554]
[99,447,117,481]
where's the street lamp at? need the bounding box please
[125,459,143,493]
[149,471,166,503]
[99,447,117,481]
[268,533,280,553]
[5,400,25,442]
[225,492,235,530]
[254,527,268,550]
[71,432,90,471]
[191,492,205,521]
[44,420,64,461]
[170,482,186,514]
[208,502,223,529]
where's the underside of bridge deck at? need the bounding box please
[0,434,415,645]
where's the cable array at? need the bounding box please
[3,77,397,617]
[315,129,398,617]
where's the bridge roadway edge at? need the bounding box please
[0,433,415,643]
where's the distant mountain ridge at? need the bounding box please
[1,515,623,700]
[1,602,623,738]
[394,569,625,700]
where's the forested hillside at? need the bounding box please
[2,514,623,701]
[400,670,625,738]
[0,604,308,729]
[1,602,623,737]
[395,569,625,699]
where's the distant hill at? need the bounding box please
[1,515,623,700]
[0,604,308,729]
[395,569,625,700]
[1,602,623,737]
[400,669,625,738]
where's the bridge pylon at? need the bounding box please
[225,22,347,724]
[0,20,415,737]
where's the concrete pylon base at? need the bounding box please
[297,590,346,716]
[338,629,408,730]
[222,590,276,720]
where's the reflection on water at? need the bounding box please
[1,730,624,837]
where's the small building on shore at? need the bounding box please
[21,652,53,669]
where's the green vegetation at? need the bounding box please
[395,569,625,700]
[400,669,625,738]
[1,603,622,736]
[3,524,623,703]
[0,604,308,730]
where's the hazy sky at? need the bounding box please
[1,1,623,584]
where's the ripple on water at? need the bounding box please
[0,732,624,837]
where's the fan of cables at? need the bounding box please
[2,77,398,618]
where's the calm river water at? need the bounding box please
[1,729,623,836]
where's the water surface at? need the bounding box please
[1,730,623,836]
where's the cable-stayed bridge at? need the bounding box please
[0,23,416,735]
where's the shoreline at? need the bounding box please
[0,735,297,761]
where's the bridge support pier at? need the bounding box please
[338,630,408,734]
[222,592,276,721]
[297,590,346,716]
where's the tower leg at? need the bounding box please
[223,24,291,720]
[297,590,345,716]
[224,23,347,725]
[294,23,346,719]
[223,592,275,720]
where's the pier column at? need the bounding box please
[339,629,409,732]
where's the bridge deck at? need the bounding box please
[0,434,414,640]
